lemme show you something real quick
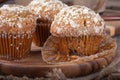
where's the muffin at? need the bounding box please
[0,4,36,60]
[41,6,117,64]
[27,0,67,47]
[51,6,105,56]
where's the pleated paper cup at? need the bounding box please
[0,32,33,60]
[79,35,104,56]
[33,18,52,47]
[49,35,104,57]
[41,35,113,64]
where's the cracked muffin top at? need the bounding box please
[51,5,105,37]
[0,4,36,34]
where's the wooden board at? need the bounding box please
[0,44,116,78]
[105,21,120,36]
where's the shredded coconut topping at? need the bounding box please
[51,5,105,37]
[0,4,36,34]
[27,0,67,20]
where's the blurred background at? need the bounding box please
[0,0,120,36]
[0,0,120,15]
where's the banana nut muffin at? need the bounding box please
[50,5,105,55]
[27,0,67,46]
[0,4,36,60]
[41,5,117,64]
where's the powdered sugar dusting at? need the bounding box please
[70,20,79,28]
[51,5,105,37]
[27,0,67,20]
[0,4,36,34]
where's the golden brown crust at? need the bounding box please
[0,4,36,34]
[50,5,105,37]
[41,35,117,64]
[27,0,67,21]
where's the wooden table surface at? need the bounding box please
[0,21,119,80]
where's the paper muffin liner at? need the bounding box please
[33,18,52,47]
[79,35,104,56]
[0,32,33,60]
[41,35,117,64]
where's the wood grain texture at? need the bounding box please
[0,44,117,78]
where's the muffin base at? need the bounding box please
[54,35,104,58]
[41,35,117,64]
[0,32,33,60]
[33,18,51,47]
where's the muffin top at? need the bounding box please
[0,4,36,34]
[51,5,105,37]
[27,0,67,21]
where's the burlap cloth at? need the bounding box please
[0,36,120,80]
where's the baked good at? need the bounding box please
[27,0,67,46]
[51,5,105,56]
[42,35,117,64]
[0,4,36,60]
[41,6,117,64]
